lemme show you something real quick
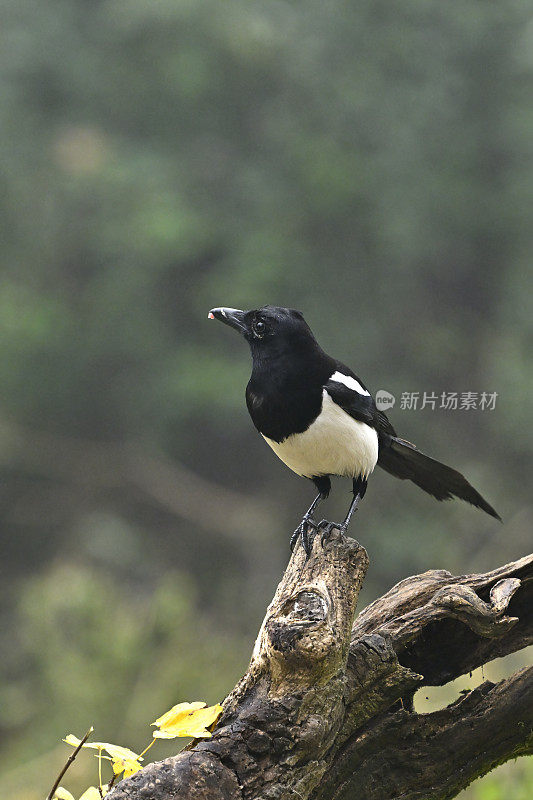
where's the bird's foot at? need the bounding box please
[318,520,344,547]
[318,519,358,548]
[290,515,319,557]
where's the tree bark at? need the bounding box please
[107,530,533,800]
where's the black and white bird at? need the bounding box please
[209,305,500,553]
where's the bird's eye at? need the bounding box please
[253,319,266,338]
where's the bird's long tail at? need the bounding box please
[377,436,501,520]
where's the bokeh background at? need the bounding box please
[1,1,532,798]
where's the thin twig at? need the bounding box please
[46,727,94,800]
[98,749,103,795]
[107,772,118,793]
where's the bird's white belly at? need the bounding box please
[262,390,379,479]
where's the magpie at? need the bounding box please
[208,305,500,554]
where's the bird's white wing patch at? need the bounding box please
[330,371,370,396]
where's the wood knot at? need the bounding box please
[266,590,330,655]
[282,591,328,623]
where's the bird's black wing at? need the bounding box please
[325,368,500,519]
[324,371,397,439]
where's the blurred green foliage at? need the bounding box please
[2,562,248,798]
[0,0,531,797]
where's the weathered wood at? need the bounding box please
[352,554,533,686]
[315,667,533,800]
[107,531,533,800]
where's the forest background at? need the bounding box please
[0,2,532,798]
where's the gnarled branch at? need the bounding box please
[107,532,533,800]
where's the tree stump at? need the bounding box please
[107,529,533,800]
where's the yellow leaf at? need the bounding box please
[109,754,142,777]
[54,788,106,800]
[153,728,211,739]
[122,759,143,778]
[152,702,223,739]
[100,743,141,763]
[153,701,206,729]
[63,734,87,748]
[63,734,141,764]
[53,789,75,800]
[80,788,107,800]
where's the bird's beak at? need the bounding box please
[208,307,247,333]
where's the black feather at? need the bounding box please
[378,437,501,520]
[212,304,501,523]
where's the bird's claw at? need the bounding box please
[318,519,347,547]
[290,516,318,557]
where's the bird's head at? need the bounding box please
[208,305,316,358]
